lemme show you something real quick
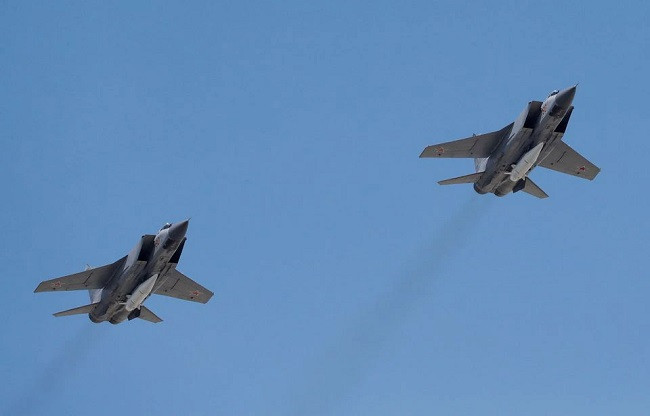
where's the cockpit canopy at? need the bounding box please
[160,223,172,231]
[547,90,559,98]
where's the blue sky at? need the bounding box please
[2,1,649,414]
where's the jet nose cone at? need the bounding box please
[554,85,577,109]
[168,219,189,240]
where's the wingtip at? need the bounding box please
[419,148,434,158]
[205,291,215,303]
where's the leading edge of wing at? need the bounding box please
[420,123,513,159]
[34,256,126,293]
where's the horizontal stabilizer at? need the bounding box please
[521,178,548,199]
[53,302,99,317]
[438,172,483,186]
[138,306,162,323]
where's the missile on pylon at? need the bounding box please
[125,274,158,311]
[508,142,544,182]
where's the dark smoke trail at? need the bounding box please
[4,324,104,415]
[287,196,494,415]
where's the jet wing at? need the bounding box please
[538,141,600,180]
[420,123,513,158]
[154,269,213,304]
[34,257,125,292]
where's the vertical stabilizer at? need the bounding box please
[84,265,103,303]
[89,289,102,303]
[474,157,488,173]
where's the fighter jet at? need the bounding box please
[34,220,213,324]
[420,85,599,198]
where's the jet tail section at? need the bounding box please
[438,172,483,186]
[53,302,99,317]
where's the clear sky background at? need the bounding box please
[2,1,649,415]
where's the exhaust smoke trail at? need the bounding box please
[4,323,104,415]
[287,196,494,415]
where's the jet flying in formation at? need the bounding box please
[34,220,213,324]
[420,85,600,198]
[36,86,602,325]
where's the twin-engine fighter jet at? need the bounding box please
[34,220,213,324]
[420,85,600,198]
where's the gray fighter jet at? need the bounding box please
[420,85,599,198]
[34,220,213,324]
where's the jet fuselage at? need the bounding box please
[474,85,576,196]
[89,220,188,324]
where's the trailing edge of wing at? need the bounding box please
[35,256,126,293]
[420,123,512,158]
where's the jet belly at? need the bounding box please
[104,224,187,324]
[89,260,148,324]
[125,274,158,311]
[508,142,544,182]
[475,126,534,195]
[532,103,572,158]
[109,276,157,324]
